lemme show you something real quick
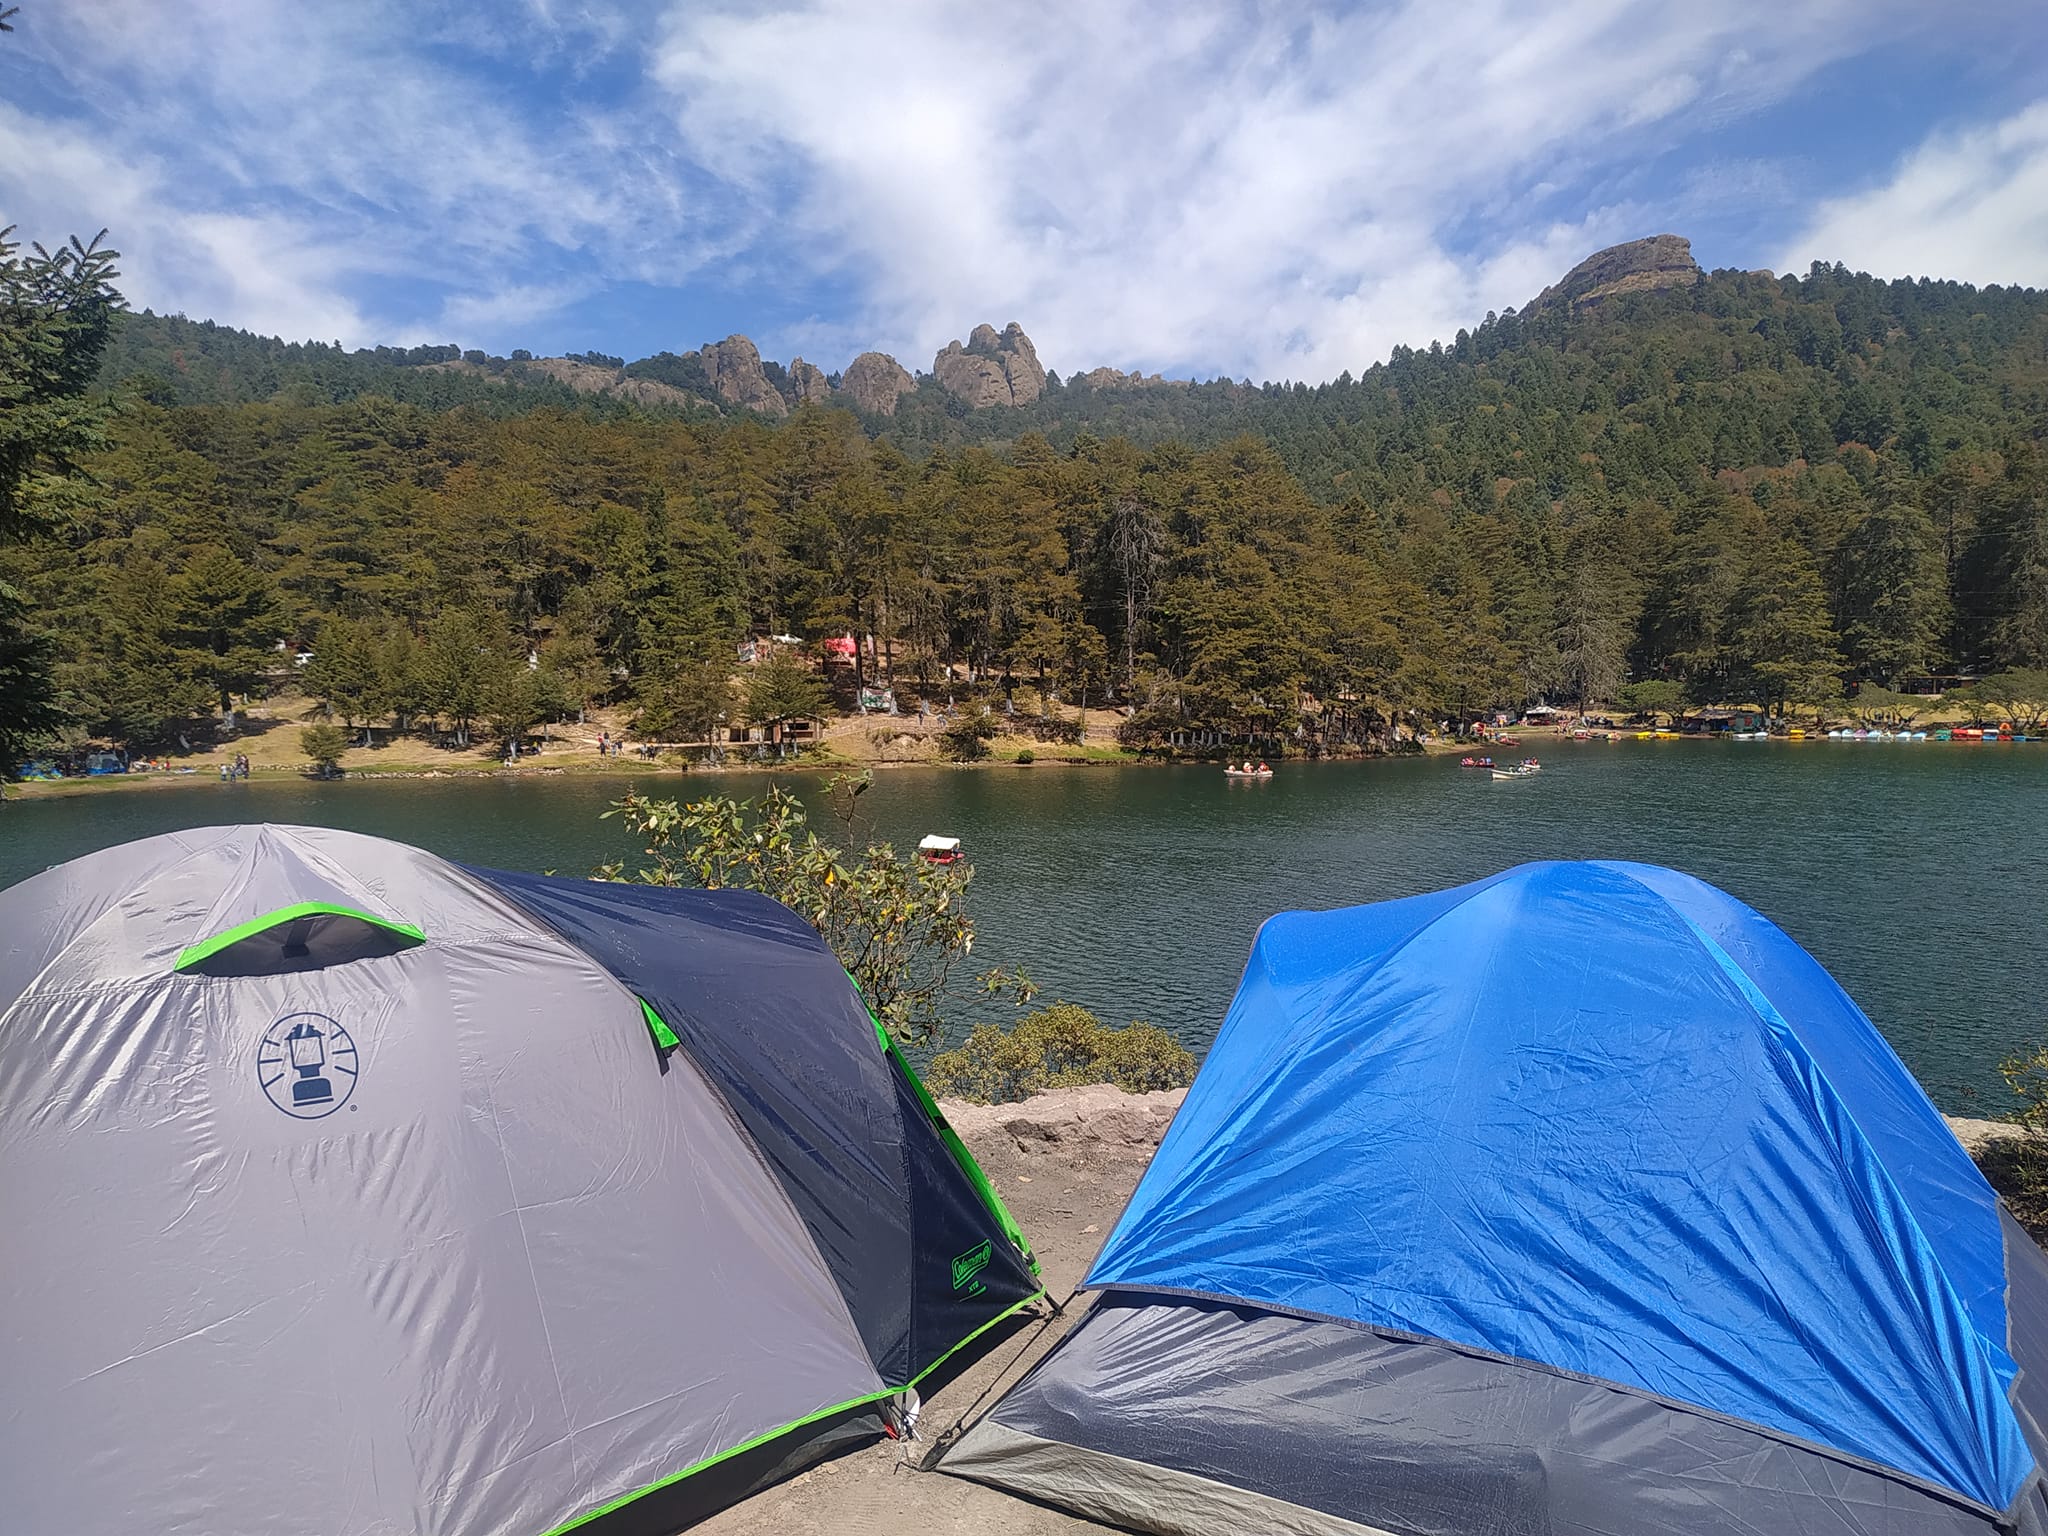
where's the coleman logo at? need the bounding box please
[258,1011,359,1119]
[951,1240,992,1296]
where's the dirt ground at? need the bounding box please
[695,1086,1184,1536]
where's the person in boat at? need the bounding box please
[1257,762,1270,774]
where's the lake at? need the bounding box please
[4,740,2042,1111]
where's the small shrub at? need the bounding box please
[1990,1044,2048,1243]
[939,711,997,761]
[924,1003,1197,1105]
[299,722,349,772]
[1015,748,1035,764]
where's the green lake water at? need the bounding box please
[4,739,2042,1111]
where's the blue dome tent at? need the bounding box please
[943,860,2048,1536]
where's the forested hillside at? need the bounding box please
[20,252,2048,755]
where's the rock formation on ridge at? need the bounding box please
[1532,234,1702,312]
[1073,364,1187,390]
[837,350,918,416]
[933,321,1046,409]
[700,334,789,417]
[787,358,830,405]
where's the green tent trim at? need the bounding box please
[638,997,682,1051]
[172,902,426,972]
[539,1289,1045,1536]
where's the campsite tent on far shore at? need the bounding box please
[943,860,2048,1536]
[0,824,1041,1536]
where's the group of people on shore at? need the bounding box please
[595,733,660,761]
[216,753,250,782]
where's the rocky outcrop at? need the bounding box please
[520,356,623,393]
[934,320,1046,409]
[836,350,917,416]
[1073,364,1188,390]
[479,357,698,409]
[701,334,788,417]
[939,1083,1186,1153]
[1533,234,1702,312]
[788,357,830,406]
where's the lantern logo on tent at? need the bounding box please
[257,1012,359,1119]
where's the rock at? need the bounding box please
[787,357,830,405]
[836,350,917,416]
[933,320,1046,408]
[1945,1114,2028,1152]
[939,1082,1186,1150]
[1072,364,1186,390]
[700,334,788,417]
[500,357,698,409]
[1532,234,1702,312]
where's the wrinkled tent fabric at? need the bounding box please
[943,860,2048,1536]
[0,824,1040,1536]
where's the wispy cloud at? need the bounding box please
[648,0,1949,379]
[0,0,684,344]
[0,0,2038,376]
[1775,100,2048,286]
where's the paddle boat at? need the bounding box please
[1459,755,1495,769]
[1224,762,1274,779]
[917,834,964,866]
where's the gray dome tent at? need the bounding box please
[0,824,1041,1536]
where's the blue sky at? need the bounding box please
[5,1,2046,384]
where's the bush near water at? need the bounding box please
[926,1003,1197,1105]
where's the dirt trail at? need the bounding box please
[696,1086,1183,1536]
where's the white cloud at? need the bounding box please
[0,0,686,345]
[0,102,375,344]
[649,0,1943,380]
[3,0,2035,378]
[1775,100,2048,287]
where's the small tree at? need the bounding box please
[743,647,828,751]
[299,721,348,776]
[598,778,1032,1044]
[169,545,285,728]
[637,658,735,743]
[940,709,997,760]
[304,616,384,729]
[481,657,545,747]
[1972,669,2048,733]
[538,633,607,724]
[1848,683,1927,727]
[1615,679,1685,722]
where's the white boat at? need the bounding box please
[1491,761,1541,780]
[917,834,963,865]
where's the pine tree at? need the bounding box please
[169,546,285,727]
